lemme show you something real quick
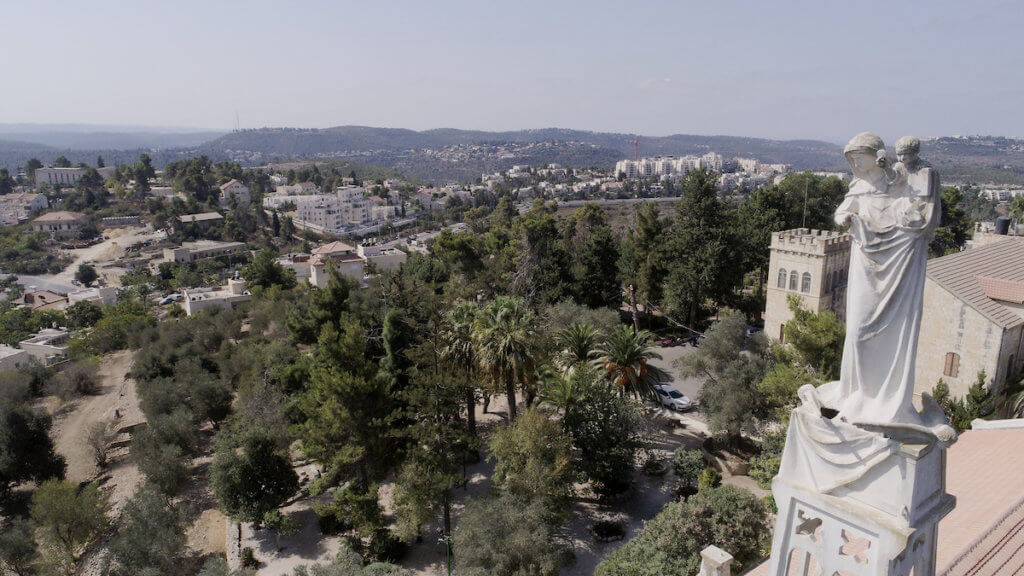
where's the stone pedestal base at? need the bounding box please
[767,436,955,576]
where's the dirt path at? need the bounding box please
[49,351,143,496]
[44,226,165,285]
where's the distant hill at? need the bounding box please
[197,126,848,182]
[0,123,224,150]
[3,124,1024,185]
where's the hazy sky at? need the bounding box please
[3,0,1023,141]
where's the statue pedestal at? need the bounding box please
[767,429,955,576]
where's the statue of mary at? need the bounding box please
[832,132,940,426]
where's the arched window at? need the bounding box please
[789,271,799,291]
[801,272,812,293]
[778,268,788,289]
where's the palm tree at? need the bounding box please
[595,325,667,400]
[440,301,480,437]
[473,296,538,422]
[537,368,577,416]
[557,323,601,368]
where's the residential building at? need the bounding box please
[275,182,320,195]
[147,186,182,200]
[358,242,407,271]
[277,253,311,281]
[764,228,852,341]
[969,219,1022,250]
[309,241,364,287]
[0,192,48,225]
[736,158,760,173]
[32,210,86,239]
[182,278,250,316]
[176,212,223,232]
[20,290,67,311]
[68,286,118,306]
[34,166,116,187]
[0,345,31,372]
[19,328,74,364]
[263,194,309,210]
[913,238,1024,401]
[292,186,375,234]
[218,179,251,208]
[699,152,724,172]
[163,240,247,264]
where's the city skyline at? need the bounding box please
[3,1,1023,141]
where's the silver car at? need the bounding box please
[654,385,693,411]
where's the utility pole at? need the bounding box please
[802,180,809,229]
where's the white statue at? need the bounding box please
[768,135,957,576]
[832,132,940,426]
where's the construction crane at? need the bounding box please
[633,137,639,161]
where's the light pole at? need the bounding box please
[439,534,453,576]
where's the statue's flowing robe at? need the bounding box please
[834,167,940,425]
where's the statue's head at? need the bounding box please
[895,136,921,166]
[843,132,886,179]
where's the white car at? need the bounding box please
[654,385,693,411]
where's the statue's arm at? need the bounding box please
[835,194,859,226]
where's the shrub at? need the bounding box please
[49,359,100,399]
[367,528,406,564]
[240,547,258,569]
[595,485,769,576]
[489,408,576,519]
[562,369,646,494]
[671,448,705,487]
[131,429,190,495]
[641,455,668,476]
[698,467,722,492]
[452,493,573,576]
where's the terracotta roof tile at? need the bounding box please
[927,238,1024,329]
[976,276,1024,305]
[312,241,355,255]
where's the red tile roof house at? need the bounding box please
[309,241,364,287]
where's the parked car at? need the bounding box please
[653,384,693,411]
[746,324,764,338]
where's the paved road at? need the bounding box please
[9,274,76,294]
[649,344,706,402]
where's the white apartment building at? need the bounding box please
[34,166,116,187]
[358,242,407,271]
[699,152,724,172]
[292,186,375,234]
[983,188,1024,202]
[615,155,705,179]
[275,182,320,195]
[737,158,760,173]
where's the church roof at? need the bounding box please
[927,238,1024,329]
